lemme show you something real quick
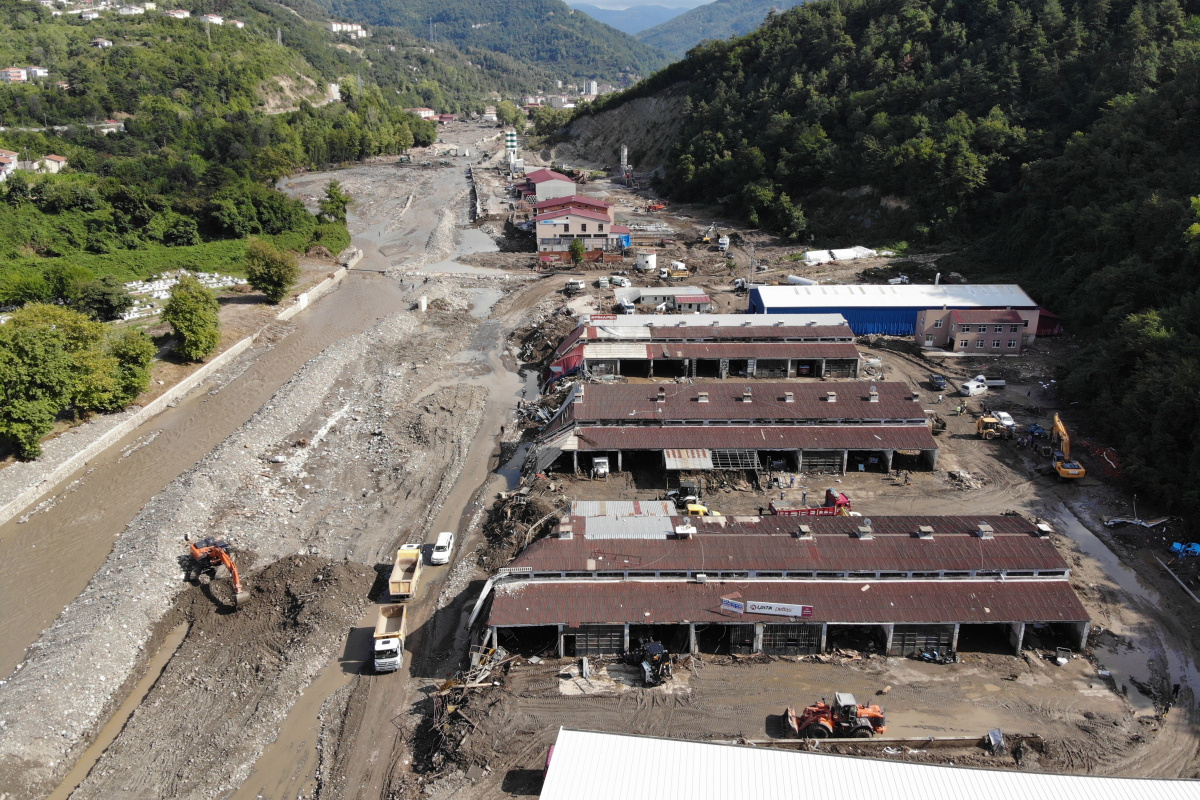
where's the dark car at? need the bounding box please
[929,373,948,390]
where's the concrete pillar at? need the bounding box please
[819,623,828,653]
[951,623,960,652]
[841,450,849,474]
[818,358,826,378]
[752,623,764,653]
[648,359,654,378]
[688,623,697,655]
[882,623,895,656]
[1009,622,1026,654]
[926,448,939,470]
[490,626,498,648]
[617,450,623,472]
[572,450,578,473]
[623,623,630,653]
[557,624,565,657]
[1075,620,1091,651]
[882,450,893,473]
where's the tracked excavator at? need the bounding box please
[187,537,250,607]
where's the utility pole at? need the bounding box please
[276,26,282,46]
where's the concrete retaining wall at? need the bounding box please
[0,265,351,528]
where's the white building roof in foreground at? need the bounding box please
[753,284,1038,309]
[541,729,1200,800]
[578,313,849,327]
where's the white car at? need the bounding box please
[994,411,1016,429]
[430,531,455,565]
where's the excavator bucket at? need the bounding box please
[234,590,251,607]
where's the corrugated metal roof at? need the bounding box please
[512,515,1068,573]
[949,309,1025,324]
[569,425,938,453]
[582,342,650,359]
[541,729,1198,800]
[752,284,1038,310]
[570,500,675,517]
[649,325,854,341]
[490,578,1089,626]
[675,295,712,304]
[664,449,713,470]
[579,313,849,328]
[649,342,861,360]
[575,516,676,540]
[568,382,923,423]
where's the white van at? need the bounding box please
[959,380,987,397]
[430,531,455,565]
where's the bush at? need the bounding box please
[244,238,300,304]
[72,275,134,321]
[163,274,219,361]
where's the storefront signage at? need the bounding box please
[720,596,745,614]
[746,601,814,618]
[589,314,618,321]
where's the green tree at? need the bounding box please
[0,272,52,307]
[496,100,524,130]
[72,275,134,322]
[569,237,585,266]
[163,217,201,247]
[245,238,300,304]
[0,304,105,458]
[45,263,95,304]
[105,328,156,409]
[163,274,219,362]
[318,180,352,224]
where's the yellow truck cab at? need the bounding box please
[686,504,722,517]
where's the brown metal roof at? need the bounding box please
[512,515,1068,573]
[949,309,1024,324]
[571,425,938,452]
[648,325,853,341]
[648,343,860,361]
[489,579,1088,626]
[567,382,921,423]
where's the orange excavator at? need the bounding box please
[187,538,250,607]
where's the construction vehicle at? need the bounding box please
[928,412,947,435]
[627,641,673,686]
[389,544,424,599]
[666,480,700,508]
[647,202,666,212]
[783,693,887,739]
[718,235,730,252]
[702,223,715,244]
[373,604,408,673]
[769,488,851,516]
[1050,413,1086,480]
[977,416,1014,440]
[1170,542,1200,558]
[187,538,250,607]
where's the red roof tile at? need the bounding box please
[647,325,854,341]
[566,381,922,423]
[534,195,612,210]
[611,225,630,234]
[570,425,937,452]
[535,208,612,223]
[674,295,712,304]
[527,168,574,184]
[949,309,1024,324]
[489,579,1088,626]
[648,342,860,360]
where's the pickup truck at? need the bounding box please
[972,375,1006,389]
[373,604,407,673]
[564,279,586,295]
[389,544,424,600]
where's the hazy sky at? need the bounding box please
[566,0,713,9]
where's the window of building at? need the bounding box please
[961,324,971,332]
[1008,339,1018,348]
[925,334,934,345]
[958,339,968,348]
[994,325,1003,333]
[976,339,985,348]
[1022,319,1029,327]
[1009,324,1020,332]
[581,223,588,232]
[992,339,1001,348]
[598,224,604,231]
[933,319,943,328]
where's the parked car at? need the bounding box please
[993,411,1016,429]
[430,531,455,565]
[929,373,947,391]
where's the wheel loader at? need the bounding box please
[783,693,886,738]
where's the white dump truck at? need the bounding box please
[389,544,424,599]
[373,604,408,673]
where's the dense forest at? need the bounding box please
[586,0,1200,513]
[308,0,668,82]
[636,0,806,56]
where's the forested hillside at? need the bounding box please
[636,0,806,56]
[584,0,1200,513]
[307,0,668,81]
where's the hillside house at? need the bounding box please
[40,154,68,174]
[481,106,498,122]
[118,5,145,14]
[162,9,189,17]
[26,66,48,79]
[199,13,222,24]
[92,38,113,48]
[405,107,435,119]
[1,68,27,83]
[81,10,100,19]
[535,208,628,253]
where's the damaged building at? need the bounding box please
[546,313,861,384]
[530,381,939,476]
[478,514,1090,660]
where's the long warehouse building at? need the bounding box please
[482,514,1089,659]
[748,284,1040,338]
[531,381,939,474]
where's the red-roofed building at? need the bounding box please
[480,513,1089,658]
[534,195,614,222]
[520,168,576,202]
[405,107,436,119]
[535,208,628,254]
[916,307,1035,353]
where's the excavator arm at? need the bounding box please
[188,540,250,606]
